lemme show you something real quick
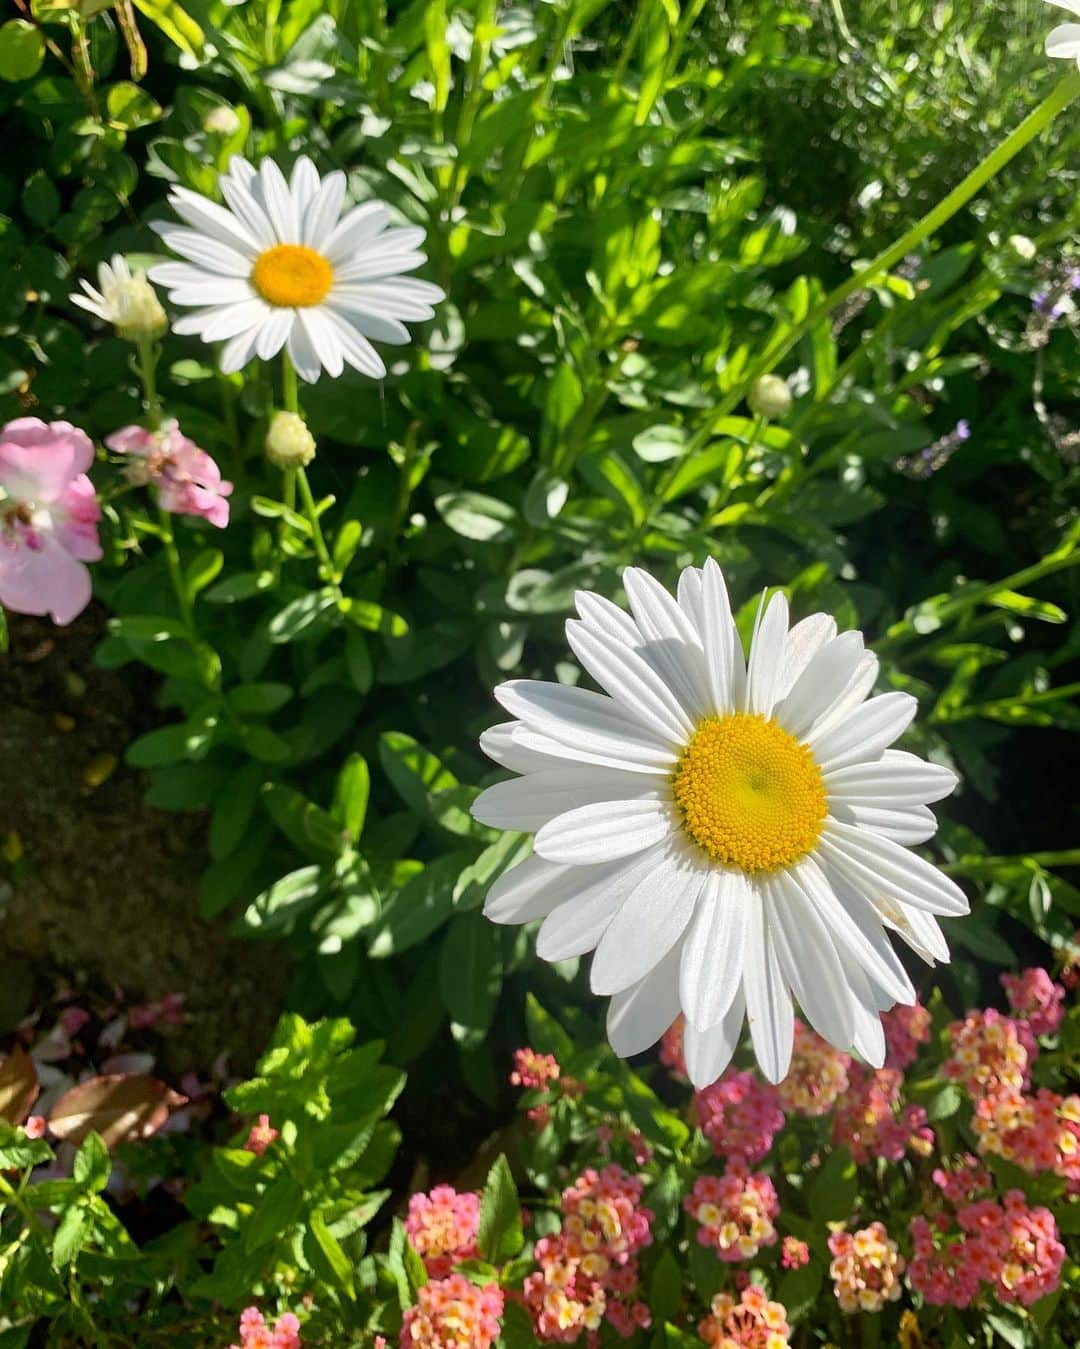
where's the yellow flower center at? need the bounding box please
[250,243,333,308]
[672,713,827,874]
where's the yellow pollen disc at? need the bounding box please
[672,713,827,874]
[250,244,333,307]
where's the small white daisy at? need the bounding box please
[1044,0,1080,68]
[473,561,967,1088]
[148,155,445,383]
[71,254,167,340]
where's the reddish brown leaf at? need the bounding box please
[0,1046,40,1126]
[48,1073,187,1149]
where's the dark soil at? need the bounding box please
[0,609,281,1077]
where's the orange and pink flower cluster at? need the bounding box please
[776,1022,851,1117]
[229,1308,301,1349]
[523,1165,653,1343]
[827,1222,905,1314]
[692,1070,785,1165]
[405,1185,481,1277]
[698,1285,790,1349]
[684,1165,779,1263]
[400,1275,504,1349]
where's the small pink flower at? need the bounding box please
[0,418,101,625]
[229,1305,301,1348]
[107,420,232,527]
[510,1047,561,1090]
[243,1114,279,1157]
[23,1115,47,1139]
[405,1185,481,1277]
[781,1236,810,1269]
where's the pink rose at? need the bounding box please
[0,418,101,625]
[106,420,232,528]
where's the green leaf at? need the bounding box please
[476,1154,523,1264]
[808,1147,857,1222]
[52,1204,90,1269]
[240,866,324,937]
[378,732,458,819]
[23,171,61,229]
[131,0,204,54]
[185,548,224,602]
[439,911,502,1038]
[268,589,338,643]
[72,1132,110,1194]
[308,1209,355,1299]
[0,20,45,82]
[243,1174,304,1251]
[369,851,471,957]
[106,81,163,130]
[387,1218,426,1309]
[649,1248,682,1325]
[227,683,293,717]
[332,754,370,842]
[343,597,408,637]
[435,491,517,543]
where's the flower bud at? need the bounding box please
[1008,234,1036,262]
[204,105,241,136]
[747,374,792,421]
[265,411,316,469]
[73,255,167,342]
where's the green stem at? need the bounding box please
[943,849,1080,878]
[135,338,162,430]
[158,505,194,631]
[722,69,1080,418]
[296,465,335,578]
[279,349,300,525]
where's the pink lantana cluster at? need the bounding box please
[523,1165,653,1343]
[943,1007,1029,1097]
[780,1237,809,1270]
[229,1307,301,1349]
[401,1274,503,1349]
[243,1115,279,1157]
[1000,967,1066,1040]
[698,1285,791,1348]
[0,418,101,625]
[831,1065,933,1165]
[882,1001,932,1070]
[659,1016,686,1079]
[107,420,233,527]
[827,1222,905,1314]
[776,1022,850,1118]
[973,1087,1080,1192]
[909,1182,1064,1310]
[405,1185,481,1277]
[510,1047,561,1090]
[684,1165,779,1262]
[692,1070,785,1165]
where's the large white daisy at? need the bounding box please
[148,155,444,383]
[473,561,966,1088]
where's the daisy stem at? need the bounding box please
[279,350,300,517]
[296,466,335,579]
[157,505,195,632]
[135,338,162,431]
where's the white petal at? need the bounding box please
[325,304,410,346]
[606,943,685,1057]
[788,856,915,1006]
[819,820,969,915]
[684,988,746,1089]
[167,186,261,254]
[534,798,672,866]
[774,631,864,739]
[484,853,574,924]
[745,591,789,715]
[565,620,693,744]
[701,557,742,714]
[575,589,642,647]
[537,848,662,961]
[297,308,344,379]
[290,156,321,213]
[495,680,679,771]
[218,173,276,250]
[847,965,888,1067]
[303,170,346,249]
[743,889,794,1082]
[776,613,837,700]
[254,307,294,361]
[676,566,705,629]
[1046,0,1080,18]
[286,312,322,382]
[323,277,442,317]
[1046,22,1080,57]
[766,873,854,1049]
[806,653,879,739]
[177,298,270,341]
[680,869,749,1029]
[479,722,565,775]
[260,157,300,242]
[322,310,387,378]
[824,860,950,965]
[153,227,252,275]
[219,323,261,374]
[163,279,255,307]
[809,691,917,772]
[323,201,392,262]
[472,766,655,832]
[590,845,706,994]
[825,750,958,806]
[842,803,937,846]
[622,567,711,720]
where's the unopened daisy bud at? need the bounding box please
[747,373,792,421]
[265,411,316,469]
[1008,235,1037,262]
[72,255,167,342]
[204,105,241,135]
